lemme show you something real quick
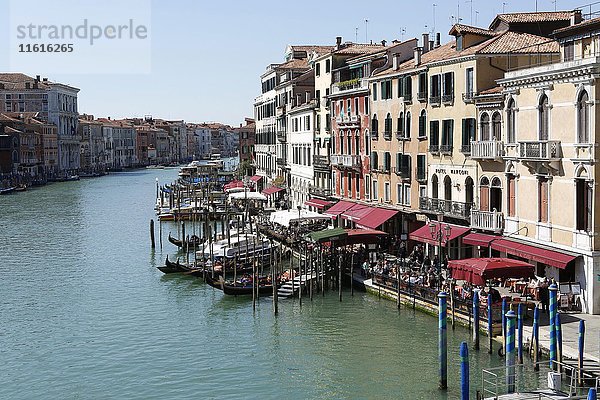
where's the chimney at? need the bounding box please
[422,33,430,53]
[571,10,582,25]
[35,75,40,82]
[43,77,48,82]
[336,36,342,49]
[435,33,441,48]
[305,91,312,103]
[393,54,398,70]
[429,40,434,50]
[414,47,422,66]
[381,40,387,46]
[25,82,30,89]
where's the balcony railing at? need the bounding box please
[276,157,286,166]
[313,154,330,170]
[383,130,392,140]
[403,94,412,103]
[442,94,454,105]
[517,140,562,161]
[332,78,368,94]
[440,144,453,155]
[309,185,332,198]
[330,154,361,169]
[336,115,361,128]
[429,144,440,153]
[393,166,410,178]
[471,209,504,232]
[417,91,428,102]
[460,144,471,155]
[471,140,505,160]
[419,197,473,220]
[276,130,286,142]
[462,92,476,103]
[429,96,441,105]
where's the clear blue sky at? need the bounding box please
[0,0,589,125]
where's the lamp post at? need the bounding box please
[429,221,451,288]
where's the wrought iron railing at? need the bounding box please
[419,197,473,219]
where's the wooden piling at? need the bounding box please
[338,252,342,302]
[350,249,354,297]
[272,242,278,315]
[150,219,155,248]
[450,280,456,329]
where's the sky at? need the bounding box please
[0,0,591,125]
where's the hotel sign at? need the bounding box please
[435,168,469,176]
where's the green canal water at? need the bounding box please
[0,169,504,399]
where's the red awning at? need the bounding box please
[448,257,535,286]
[490,238,577,269]
[304,199,333,209]
[409,222,470,247]
[357,208,399,229]
[345,228,388,245]
[341,204,373,221]
[262,186,284,196]
[323,200,356,218]
[249,175,262,182]
[224,180,244,191]
[463,232,499,247]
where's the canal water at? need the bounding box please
[0,169,504,399]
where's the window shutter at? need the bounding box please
[419,115,425,137]
[508,176,516,217]
[396,153,401,172]
[480,186,490,211]
[462,119,467,147]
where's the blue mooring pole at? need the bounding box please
[460,342,469,400]
[533,305,540,371]
[439,292,448,390]
[517,303,524,364]
[506,310,517,393]
[578,320,585,385]
[487,294,493,354]
[556,313,563,371]
[473,290,480,350]
[502,297,508,354]
[549,283,558,370]
[588,387,597,399]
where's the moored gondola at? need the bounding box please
[168,232,204,249]
[157,255,191,274]
[205,274,279,296]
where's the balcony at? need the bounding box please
[429,144,440,154]
[440,145,453,155]
[470,209,504,233]
[470,140,505,160]
[429,96,441,106]
[313,154,330,171]
[276,130,286,142]
[372,164,390,174]
[462,92,476,103]
[396,131,409,141]
[332,78,368,94]
[330,154,361,170]
[419,197,473,220]
[517,140,562,161]
[276,157,286,167]
[309,184,332,198]
[276,104,286,117]
[383,130,392,140]
[403,94,412,104]
[442,94,454,105]
[393,166,410,179]
[336,114,361,128]
[417,91,428,102]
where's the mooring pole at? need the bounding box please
[460,342,469,400]
[450,280,456,330]
[556,313,563,372]
[309,246,313,301]
[438,292,448,390]
[578,320,585,386]
[473,289,480,350]
[502,297,508,355]
[350,249,355,297]
[533,305,540,370]
[150,219,155,248]
[338,252,343,302]
[272,243,278,316]
[517,303,524,364]
[506,310,516,394]
[549,283,558,370]
[488,294,493,354]
[587,387,596,399]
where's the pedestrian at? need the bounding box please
[539,280,549,313]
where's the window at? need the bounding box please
[538,177,549,223]
[431,174,438,199]
[397,183,403,204]
[576,178,592,231]
[419,185,427,200]
[373,84,378,101]
[441,120,453,152]
[403,184,411,206]
[381,80,392,100]
[384,113,392,136]
[340,171,345,194]
[347,173,352,197]
[507,99,516,144]
[356,173,360,198]
[404,76,412,99]
[461,118,476,154]
[507,174,516,217]
[325,59,331,73]
[465,68,474,97]
[316,63,321,76]
[416,154,426,180]
[354,98,359,115]
[397,112,404,136]
[405,112,411,138]
[306,115,311,131]
[372,180,378,200]
[397,77,403,98]
[492,112,501,139]
[539,94,549,140]
[429,120,440,152]
[371,115,379,137]
[384,182,391,202]
[383,152,391,172]
[365,129,370,156]
[418,110,427,138]
[456,35,464,51]
[577,90,590,143]
[480,113,490,141]
[442,72,454,101]
[430,75,441,100]
[564,41,574,62]
[418,72,428,100]
[365,175,371,199]
[370,151,379,171]
[365,96,369,114]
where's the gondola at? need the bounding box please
[183,262,255,278]
[156,255,191,274]
[168,232,204,249]
[205,274,279,296]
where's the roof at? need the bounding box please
[448,258,535,286]
[306,227,348,243]
[0,73,50,90]
[553,16,600,37]
[323,200,356,217]
[290,45,335,54]
[275,58,310,70]
[478,86,503,95]
[334,43,387,56]
[449,24,497,37]
[356,208,398,229]
[490,11,574,28]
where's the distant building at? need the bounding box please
[235,118,255,167]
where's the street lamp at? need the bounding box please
[429,221,451,288]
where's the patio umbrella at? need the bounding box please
[448,258,535,286]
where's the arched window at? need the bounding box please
[480,176,490,211]
[480,113,490,141]
[539,94,549,140]
[384,113,392,136]
[577,90,590,144]
[418,110,427,138]
[355,130,360,155]
[405,111,411,138]
[339,131,344,154]
[465,176,474,208]
[492,112,501,140]
[575,167,592,231]
[506,98,516,143]
[397,112,404,136]
[432,174,438,199]
[365,129,370,156]
[371,115,379,136]
[444,176,452,202]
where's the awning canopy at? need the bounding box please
[304,198,333,209]
[448,257,535,286]
[306,227,348,243]
[341,204,373,221]
[490,238,578,269]
[262,186,284,196]
[463,232,498,247]
[269,209,330,227]
[249,175,262,182]
[346,228,388,245]
[357,208,399,229]
[323,200,356,218]
[409,222,470,247]
[224,180,244,191]
[228,191,267,201]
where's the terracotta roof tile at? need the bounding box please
[479,86,503,95]
[449,24,497,37]
[291,45,335,54]
[275,58,310,70]
[0,73,50,90]
[334,43,387,55]
[554,16,600,36]
[494,11,574,25]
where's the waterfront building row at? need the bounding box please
[252,9,600,314]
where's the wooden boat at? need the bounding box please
[156,256,191,274]
[168,232,204,249]
[0,187,16,195]
[205,274,279,296]
[14,185,27,192]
